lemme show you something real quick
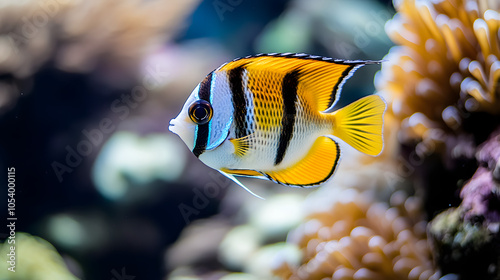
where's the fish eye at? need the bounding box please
[189,100,213,125]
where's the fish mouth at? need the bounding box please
[168,119,177,133]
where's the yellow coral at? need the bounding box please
[0,232,79,279]
[377,0,500,152]
[272,189,437,280]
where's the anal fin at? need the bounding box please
[221,168,263,177]
[265,136,341,186]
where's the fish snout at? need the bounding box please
[168,119,178,133]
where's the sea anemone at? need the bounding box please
[377,0,500,159]
[272,188,437,280]
[376,0,500,278]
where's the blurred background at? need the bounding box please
[2,0,499,279]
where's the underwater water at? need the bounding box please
[0,0,499,279]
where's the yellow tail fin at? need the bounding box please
[332,95,386,156]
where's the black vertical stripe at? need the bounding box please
[192,73,213,158]
[228,66,247,139]
[274,70,300,165]
[198,72,213,101]
[192,124,209,158]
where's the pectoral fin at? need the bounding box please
[265,136,341,186]
[229,135,253,157]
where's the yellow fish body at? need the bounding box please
[169,53,386,194]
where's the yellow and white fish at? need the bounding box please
[169,53,385,197]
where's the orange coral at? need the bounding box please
[377,0,500,155]
[273,189,437,280]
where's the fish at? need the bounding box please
[169,53,386,197]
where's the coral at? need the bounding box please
[0,0,198,75]
[428,208,499,280]
[165,192,308,279]
[0,232,80,279]
[377,0,500,159]
[0,0,199,114]
[92,132,187,200]
[272,188,437,280]
[166,219,233,271]
[461,166,500,223]
[376,0,500,278]
[428,128,500,279]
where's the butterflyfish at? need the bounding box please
[169,53,386,197]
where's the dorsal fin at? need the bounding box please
[217,53,380,112]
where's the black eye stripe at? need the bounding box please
[198,72,212,101]
[192,72,213,158]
